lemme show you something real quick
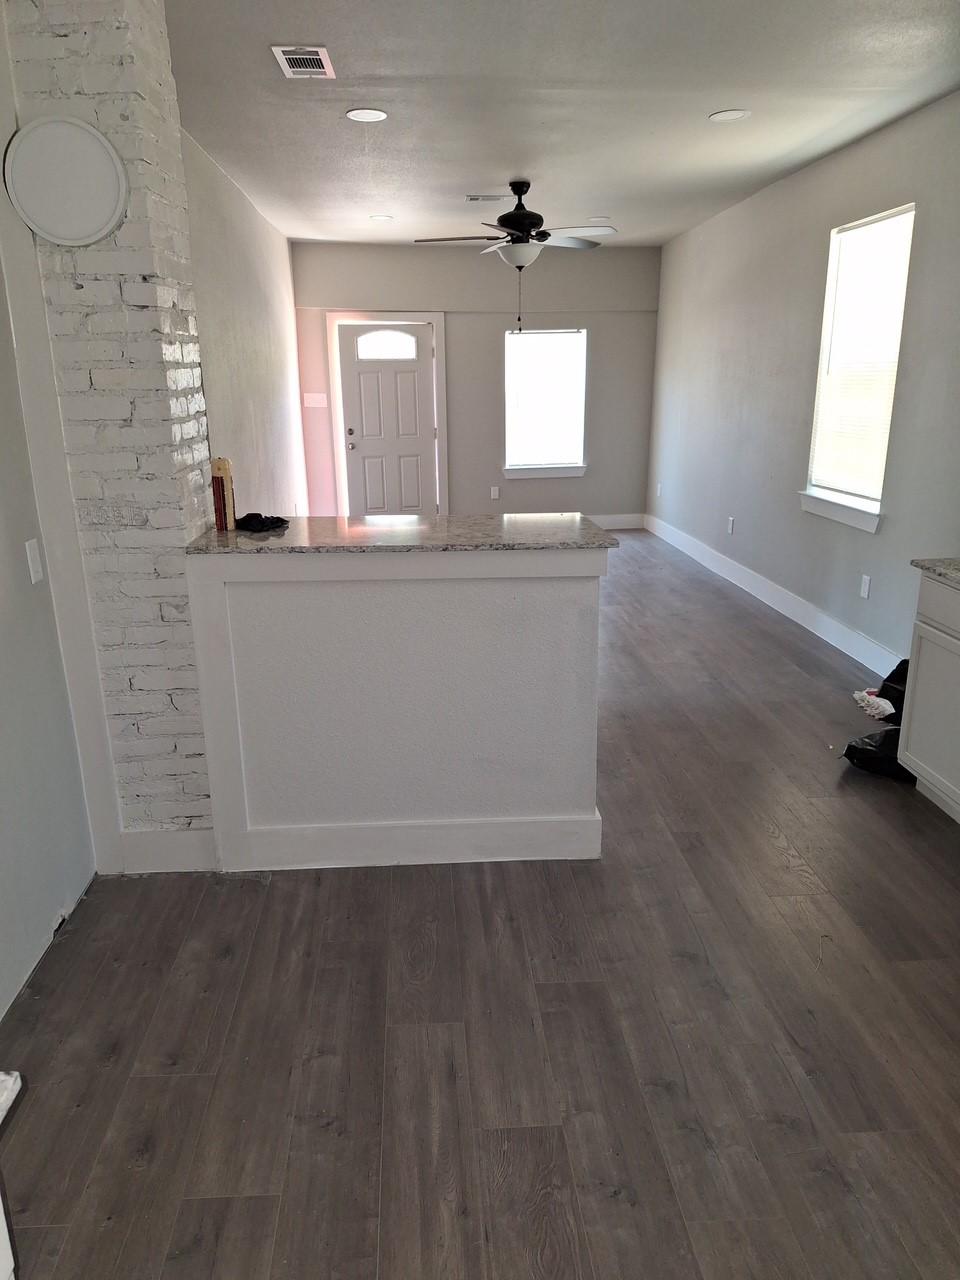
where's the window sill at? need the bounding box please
[503,465,586,479]
[799,487,882,533]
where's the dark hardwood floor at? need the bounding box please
[3,529,960,1278]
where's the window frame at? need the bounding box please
[502,327,588,478]
[800,202,915,534]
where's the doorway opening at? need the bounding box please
[326,312,448,517]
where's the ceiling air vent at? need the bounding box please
[465,194,509,203]
[271,46,336,79]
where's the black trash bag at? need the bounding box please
[876,658,910,725]
[842,726,916,783]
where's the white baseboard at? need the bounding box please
[97,827,217,875]
[588,513,647,530]
[218,812,602,872]
[644,515,901,676]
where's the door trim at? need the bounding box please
[326,311,449,516]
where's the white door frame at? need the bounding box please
[325,311,449,516]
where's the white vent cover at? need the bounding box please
[271,46,336,79]
[465,194,509,203]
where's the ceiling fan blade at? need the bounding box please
[544,225,617,237]
[414,235,504,243]
[542,236,600,249]
[480,222,512,232]
[480,242,506,254]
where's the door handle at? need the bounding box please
[346,427,355,436]
[347,442,356,450]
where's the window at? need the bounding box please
[504,329,587,475]
[803,204,914,531]
[356,328,417,360]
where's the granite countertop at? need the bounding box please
[912,558,960,588]
[187,514,619,555]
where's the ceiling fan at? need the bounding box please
[414,179,617,269]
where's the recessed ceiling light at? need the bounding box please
[708,109,751,123]
[346,108,387,123]
[369,214,394,222]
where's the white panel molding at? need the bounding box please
[185,547,610,585]
[224,812,601,872]
[587,513,646,530]
[644,515,901,676]
[187,547,607,872]
[109,829,217,874]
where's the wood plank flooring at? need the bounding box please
[3,529,960,1278]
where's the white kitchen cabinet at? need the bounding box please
[900,571,960,824]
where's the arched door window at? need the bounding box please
[355,329,417,360]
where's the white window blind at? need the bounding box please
[504,329,587,469]
[808,205,914,503]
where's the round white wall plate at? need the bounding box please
[4,116,128,246]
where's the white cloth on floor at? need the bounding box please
[853,689,896,720]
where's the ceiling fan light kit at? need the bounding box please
[495,241,543,269]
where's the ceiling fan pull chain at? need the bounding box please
[517,267,523,332]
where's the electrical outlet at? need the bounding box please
[656,481,662,498]
[727,516,735,534]
[860,574,871,599]
[25,538,43,584]
[490,485,500,500]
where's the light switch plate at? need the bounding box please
[303,391,327,409]
[25,537,43,583]
[490,485,500,500]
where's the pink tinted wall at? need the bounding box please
[295,308,338,515]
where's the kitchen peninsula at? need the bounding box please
[186,514,616,870]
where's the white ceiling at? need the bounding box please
[164,0,960,245]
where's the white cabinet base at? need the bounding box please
[900,573,960,826]
[187,547,608,871]
[917,778,960,826]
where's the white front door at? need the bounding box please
[338,323,438,515]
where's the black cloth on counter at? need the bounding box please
[234,513,290,533]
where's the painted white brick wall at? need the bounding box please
[6,0,214,829]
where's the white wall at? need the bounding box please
[183,133,308,517]
[0,260,94,1017]
[292,243,659,518]
[649,90,960,660]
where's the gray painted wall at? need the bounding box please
[292,243,659,517]
[0,265,93,1017]
[183,133,308,518]
[648,90,960,660]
